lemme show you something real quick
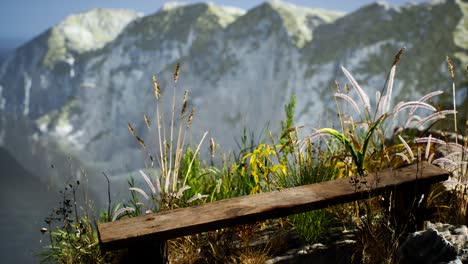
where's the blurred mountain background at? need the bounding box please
[0,0,467,262]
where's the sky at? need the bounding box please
[0,0,425,47]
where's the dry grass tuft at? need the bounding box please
[236,248,269,264]
[168,236,203,264]
[115,63,208,221]
[392,47,405,66]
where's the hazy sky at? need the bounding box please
[1,0,425,44]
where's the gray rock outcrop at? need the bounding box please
[399,222,468,264]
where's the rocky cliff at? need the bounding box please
[0,0,467,183]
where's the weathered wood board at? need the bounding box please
[98,161,449,250]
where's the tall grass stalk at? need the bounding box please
[447,56,458,146]
[122,64,208,216]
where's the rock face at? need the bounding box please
[399,222,468,263]
[0,8,139,119]
[0,7,140,192]
[1,1,467,177]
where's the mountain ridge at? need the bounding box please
[0,3,467,262]
[0,0,467,177]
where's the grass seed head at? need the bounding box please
[181,90,188,117]
[174,63,180,83]
[136,136,146,148]
[392,47,405,66]
[446,56,455,80]
[127,122,135,136]
[187,107,195,128]
[334,80,342,93]
[210,137,215,158]
[144,114,151,128]
[153,76,161,99]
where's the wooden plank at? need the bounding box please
[98,161,449,250]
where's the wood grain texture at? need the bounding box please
[98,161,449,250]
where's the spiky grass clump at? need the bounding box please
[305,48,466,263]
[277,132,340,243]
[116,64,209,219]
